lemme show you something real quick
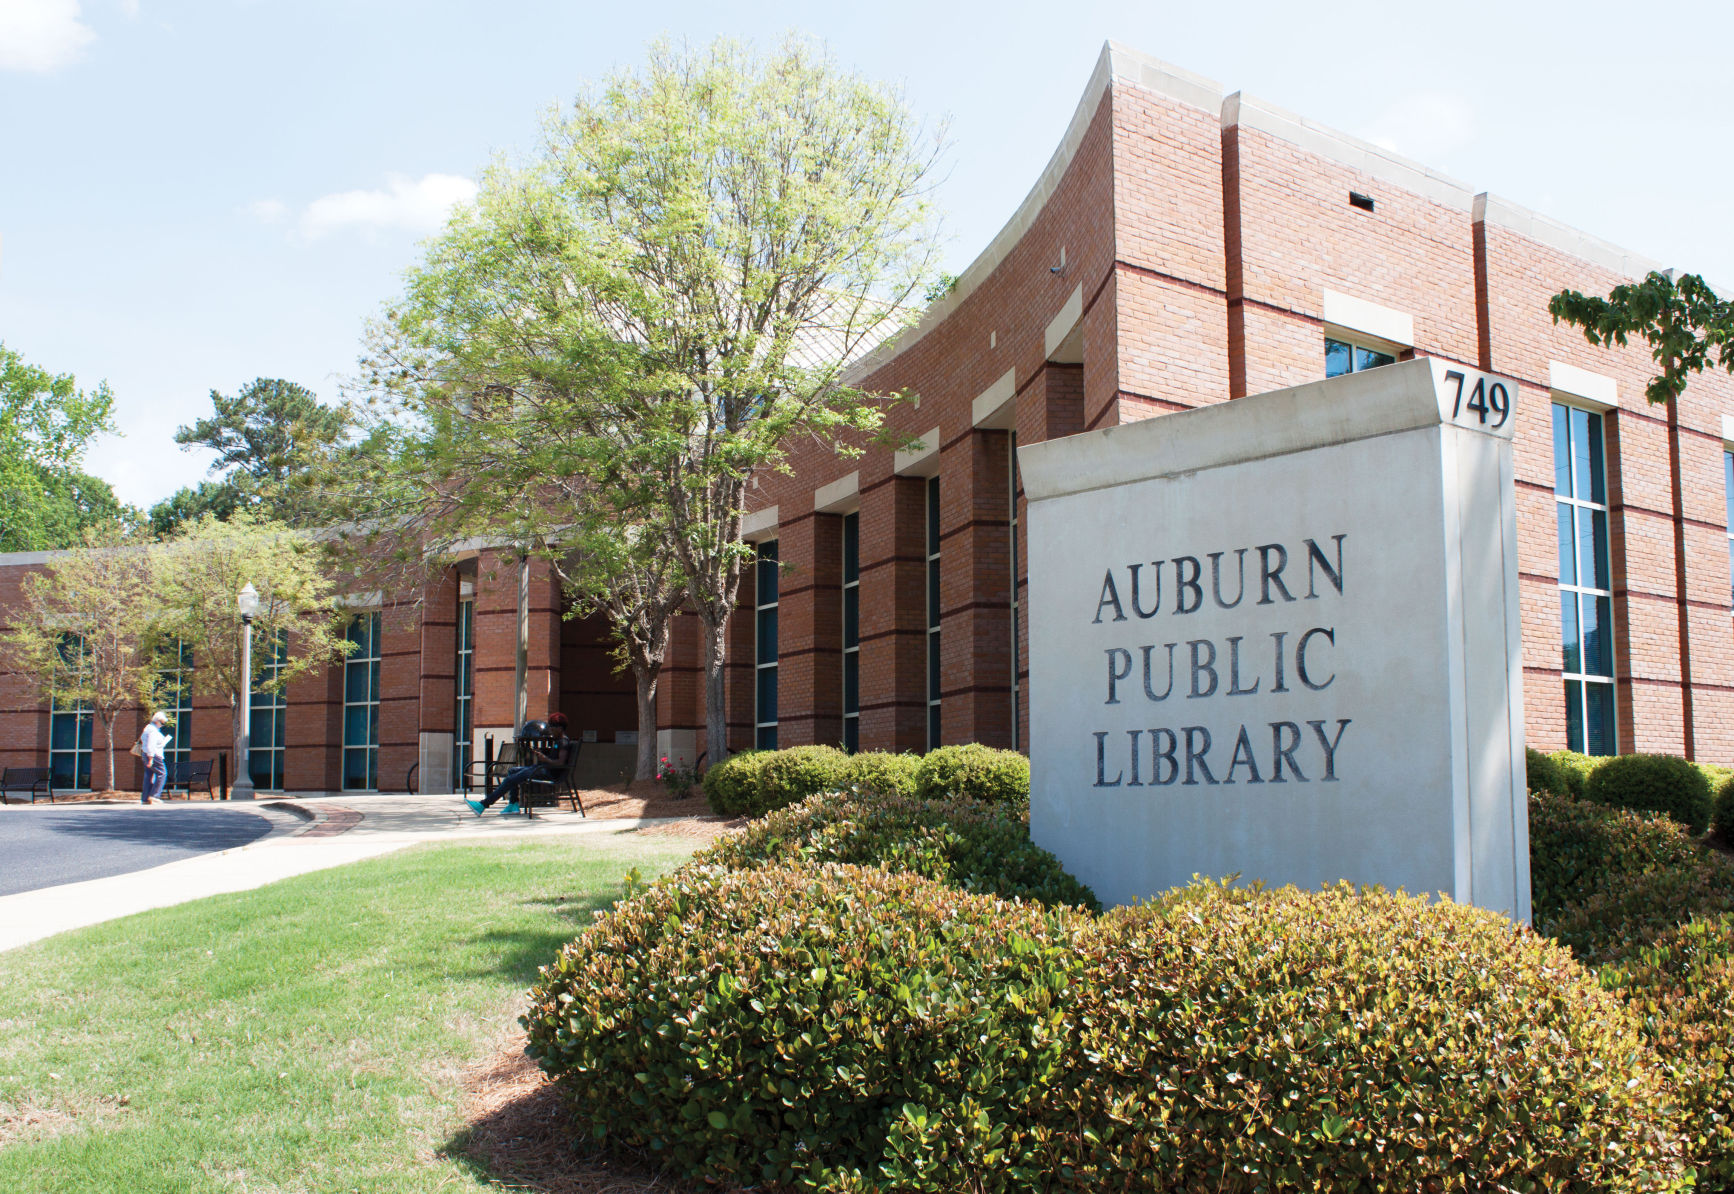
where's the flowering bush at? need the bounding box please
[655,755,701,797]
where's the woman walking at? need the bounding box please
[140,711,171,805]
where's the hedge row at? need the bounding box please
[1527,746,1724,835]
[525,864,1689,1191]
[1527,790,1734,1185]
[703,743,1028,816]
[693,790,1100,911]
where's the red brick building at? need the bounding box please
[5,42,1731,793]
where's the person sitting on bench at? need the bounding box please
[466,712,571,817]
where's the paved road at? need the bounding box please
[0,805,277,897]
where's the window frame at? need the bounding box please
[454,594,475,789]
[1324,335,1398,379]
[841,513,860,753]
[159,637,195,787]
[250,628,288,791]
[926,476,942,751]
[1553,401,1618,756]
[754,541,779,751]
[48,634,92,791]
[341,611,382,791]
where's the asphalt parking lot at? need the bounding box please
[0,804,278,897]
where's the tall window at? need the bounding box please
[159,637,194,782]
[250,629,288,791]
[1554,403,1616,755]
[48,635,92,791]
[926,476,942,750]
[343,612,381,790]
[1724,451,1734,606]
[1324,337,1396,379]
[755,542,779,750]
[841,513,860,753]
[455,596,474,787]
[1009,434,1020,751]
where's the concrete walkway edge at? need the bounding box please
[0,794,694,953]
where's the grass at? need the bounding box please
[0,832,697,1192]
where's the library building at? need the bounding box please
[4,41,1732,794]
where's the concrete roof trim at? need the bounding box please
[1222,92,1475,212]
[844,42,1222,384]
[1473,192,1669,281]
[0,549,67,566]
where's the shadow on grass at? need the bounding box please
[455,887,627,987]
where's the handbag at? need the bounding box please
[130,734,144,759]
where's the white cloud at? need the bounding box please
[298,173,478,240]
[247,198,288,224]
[1359,92,1476,165]
[118,0,138,17]
[0,0,96,73]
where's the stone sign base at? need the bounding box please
[1019,359,1530,921]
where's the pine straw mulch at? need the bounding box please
[571,780,744,843]
[452,1034,720,1194]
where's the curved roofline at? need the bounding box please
[845,42,1221,384]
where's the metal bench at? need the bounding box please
[0,767,54,804]
[521,742,584,817]
[163,759,217,800]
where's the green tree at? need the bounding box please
[363,35,943,761]
[0,342,117,551]
[147,479,240,537]
[1550,272,1732,404]
[152,378,350,533]
[1,522,169,790]
[152,513,351,762]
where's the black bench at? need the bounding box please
[0,767,54,804]
[162,760,217,800]
[521,742,585,818]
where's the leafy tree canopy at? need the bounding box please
[0,342,120,552]
[1550,272,1732,405]
[152,378,351,533]
[356,34,945,759]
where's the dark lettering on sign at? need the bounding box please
[1444,369,1511,429]
[1128,563,1162,618]
[1087,719,1351,787]
[1085,531,1355,792]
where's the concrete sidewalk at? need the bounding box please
[0,791,685,952]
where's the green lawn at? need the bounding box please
[0,833,696,1193]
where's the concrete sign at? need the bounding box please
[1019,359,1529,920]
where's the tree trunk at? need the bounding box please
[699,610,729,765]
[514,554,530,730]
[103,712,118,794]
[633,664,660,782]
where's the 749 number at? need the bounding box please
[1444,370,1510,428]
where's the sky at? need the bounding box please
[3,0,1731,510]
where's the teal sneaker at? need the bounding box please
[464,799,484,816]
[500,801,521,817]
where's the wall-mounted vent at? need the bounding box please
[1349,191,1375,213]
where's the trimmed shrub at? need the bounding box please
[1550,749,1601,798]
[526,867,1690,1191]
[1714,774,1734,847]
[524,864,1089,1191]
[914,743,1028,805]
[1544,849,1734,967]
[847,751,921,799]
[1528,791,1710,928]
[752,745,852,814]
[1586,752,1714,835]
[693,790,1100,911]
[1527,745,1566,795]
[1046,881,1688,1190]
[1604,914,1734,1190]
[701,749,770,816]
